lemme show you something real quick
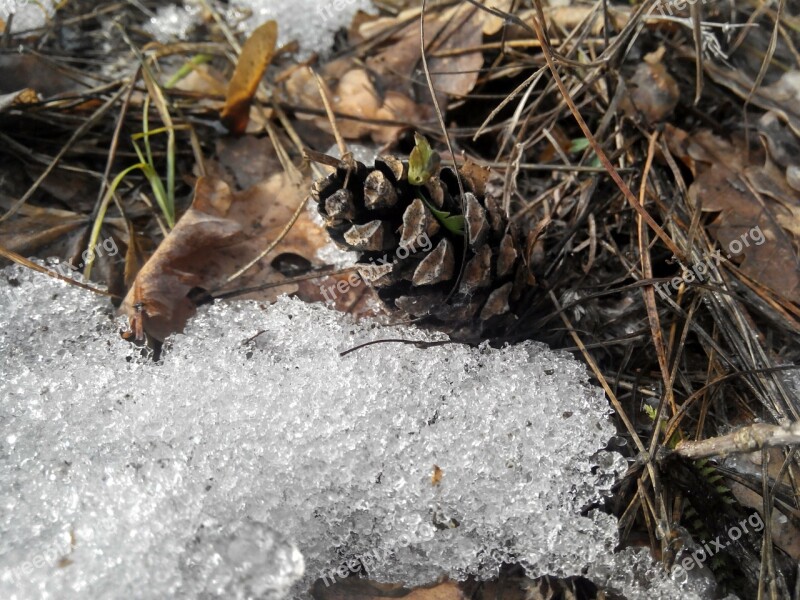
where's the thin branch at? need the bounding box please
[674,422,800,460]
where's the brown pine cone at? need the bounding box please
[311,147,535,338]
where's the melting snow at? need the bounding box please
[0,266,717,598]
[144,0,374,55]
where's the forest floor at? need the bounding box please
[1,0,800,598]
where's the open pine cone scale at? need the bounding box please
[311,144,536,338]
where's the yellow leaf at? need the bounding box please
[220,20,278,134]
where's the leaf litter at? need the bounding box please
[1,0,800,598]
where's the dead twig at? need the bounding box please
[673,422,800,460]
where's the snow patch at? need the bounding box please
[0,0,56,31]
[144,0,373,55]
[0,266,712,598]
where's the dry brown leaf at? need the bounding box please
[220,20,278,134]
[480,0,514,35]
[361,3,484,101]
[404,582,464,600]
[373,91,424,144]
[745,159,800,237]
[0,212,86,256]
[500,5,630,39]
[282,64,426,144]
[172,63,228,97]
[0,54,77,97]
[311,579,464,600]
[728,448,800,562]
[24,163,97,212]
[0,194,128,294]
[753,113,800,238]
[541,5,630,34]
[704,67,800,140]
[756,111,800,170]
[123,221,153,290]
[284,1,488,143]
[334,68,383,139]
[121,173,328,341]
[665,127,800,303]
[214,135,284,190]
[621,49,679,124]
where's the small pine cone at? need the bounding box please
[311,154,535,337]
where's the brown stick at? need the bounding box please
[675,422,800,460]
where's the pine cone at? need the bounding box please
[311,142,535,338]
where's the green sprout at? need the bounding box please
[84,96,185,279]
[408,132,441,186]
[408,133,464,236]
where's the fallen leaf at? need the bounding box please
[282,2,492,144]
[360,2,485,102]
[540,5,630,34]
[404,582,463,600]
[756,111,800,170]
[220,20,278,134]
[622,48,679,124]
[498,5,631,40]
[172,62,228,97]
[0,200,126,296]
[311,579,464,600]
[0,211,86,256]
[24,163,97,211]
[373,91,423,144]
[703,66,800,139]
[0,54,78,97]
[121,173,328,341]
[332,68,383,139]
[666,126,800,303]
[123,221,153,290]
[480,0,514,35]
[214,135,284,190]
[728,448,800,562]
[282,63,427,144]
